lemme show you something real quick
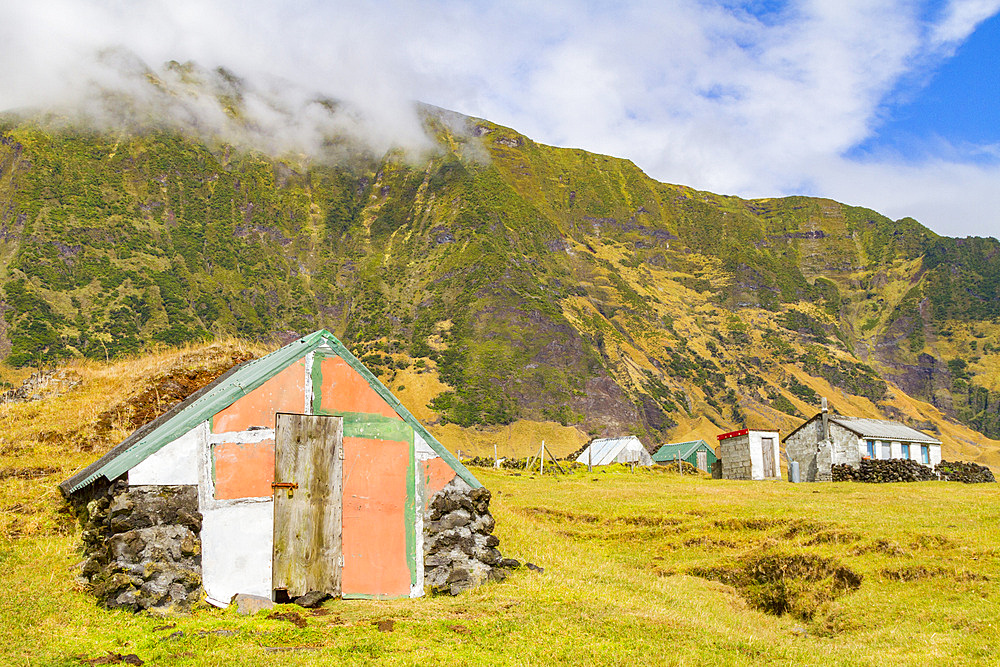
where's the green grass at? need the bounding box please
[2,464,998,666]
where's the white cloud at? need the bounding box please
[0,0,997,239]
[931,0,1000,47]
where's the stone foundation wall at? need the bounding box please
[73,481,203,613]
[423,477,511,595]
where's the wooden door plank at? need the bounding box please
[272,414,343,598]
[762,437,776,478]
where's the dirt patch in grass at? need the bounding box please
[690,551,863,620]
[267,611,307,628]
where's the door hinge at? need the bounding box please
[338,446,344,460]
[338,554,345,568]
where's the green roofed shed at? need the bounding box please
[652,440,716,472]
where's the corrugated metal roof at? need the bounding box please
[60,329,481,495]
[652,440,709,462]
[576,436,648,466]
[829,417,941,444]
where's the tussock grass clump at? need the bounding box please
[519,507,600,523]
[781,519,832,538]
[852,539,909,556]
[880,565,951,582]
[713,517,788,531]
[691,550,863,620]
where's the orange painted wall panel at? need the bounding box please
[213,360,306,433]
[213,439,275,499]
[422,457,456,510]
[318,356,400,421]
[341,436,411,597]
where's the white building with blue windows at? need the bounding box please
[783,410,943,482]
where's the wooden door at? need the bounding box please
[761,437,776,478]
[272,413,344,600]
[697,450,708,472]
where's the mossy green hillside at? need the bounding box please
[1,109,999,453]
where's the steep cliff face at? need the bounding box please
[1,107,998,457]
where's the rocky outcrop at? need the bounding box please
[423,478,511,595]
[0,369,81,403]
[74,481,203,613]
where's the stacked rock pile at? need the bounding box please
[936,460,996,483]
[832,459,937,483]
[656,460,702,475]
[833,459,996,484]
[73,480,203,612]
[463,456,524,470]
[424,477,519,595]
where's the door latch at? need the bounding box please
[272,482,299,498]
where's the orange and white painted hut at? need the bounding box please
[61,330,482,607]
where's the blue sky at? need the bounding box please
[1,0,998,239]
[853,9,1000,163]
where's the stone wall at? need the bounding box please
[718,436,752,480]
[833,459,936,483]
[784,422,821,482]
[72,481,203,613]
[423,477,513,595]
[833,459,996,484]
[785,420,859,482]
[937,460,996,483]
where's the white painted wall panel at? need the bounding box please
[414,431,437,460]
[201,502,274,604]
[128,425,202,485]
[411,437,425,599]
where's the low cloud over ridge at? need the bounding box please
[1,0,997,238]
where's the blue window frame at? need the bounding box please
[866,440,875,458]
[921,445,929,464]
[901,443,910,459]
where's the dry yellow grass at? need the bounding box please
[430,420,590,459]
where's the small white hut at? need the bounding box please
[716,428,781,480]
[575,436,653,466]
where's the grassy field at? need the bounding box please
[2,463,998,666]
[1,345,998,665]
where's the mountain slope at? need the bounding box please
[1,104,998,467]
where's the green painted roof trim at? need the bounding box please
[63,329,480,494]
[652,440,711,462]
